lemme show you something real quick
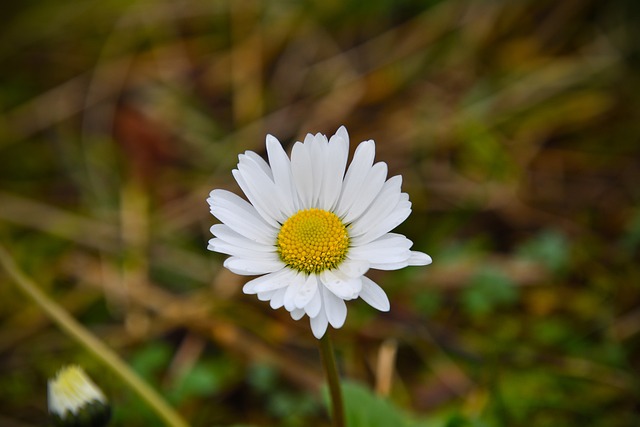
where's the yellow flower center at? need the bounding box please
[276,208,350,274]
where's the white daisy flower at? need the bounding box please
[207,126,432,339]
[48,365,111,427]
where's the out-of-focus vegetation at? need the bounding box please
[1,0,639,426]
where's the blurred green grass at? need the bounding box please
[1,0,639,426]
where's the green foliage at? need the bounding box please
[414,287,444,315]
[531,317,572,346]
[338,382,495,427]
[517,230,570,274]
[455,120,514,182]
[168,359,232,404]
[130,342,172,382]
[247,363,320,427]
[339,381,411,427]
[462,267,518,316]
[620,208,640,252]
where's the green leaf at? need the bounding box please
[170,363,221,404]
[517,230,569,273]
[335,381,411,427]
[129,342,171,383]
[462,267,518,316]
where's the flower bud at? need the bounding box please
[48,365,111,427]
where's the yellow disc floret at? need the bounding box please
[277,208,350,274]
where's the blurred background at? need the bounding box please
[1,0,639,426]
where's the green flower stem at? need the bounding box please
[319,332,345,427]
[0,244,189,427]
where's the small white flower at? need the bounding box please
[207,126,431,338]
[48,365,110,427]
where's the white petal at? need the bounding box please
[304,284,322,318]
[243,268,297,294]
[210,224,272,252]
[237,153,281,193]
[243,150,273,179]
[369,260,409,270]
[283,272,306,311]
[291,141,315,208]
[349,176,402,237]
[409,251,432,265]
[270,287,287,309]
[266,135,299,214]
[294,274,319,309]
[335,140,376,217]
[360,276,390,311]
[347,233,414,264]
[233,162,283,225]
[341,162,388,224]
[223,256,283,276]
[352,201,412,245]
[257,289,278,301]
[321,130,350,210]
[350,248,411,265]
[335,125,349,146]
[210,204,273,244]
[208,238,277,260]
[361,232,413,250]
[308,133,328,206]
[319,269,361,300]
[208,189,277,245]
[322,286,348,328]
[337,258,370,278]
[290,308,305,320]
[310,309,329,339]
